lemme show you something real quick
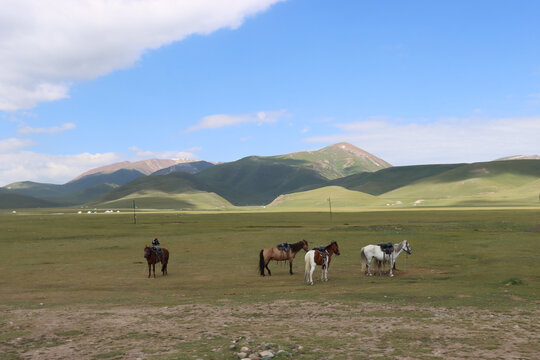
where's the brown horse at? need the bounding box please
[144,246,169,278]
[259,239,309,276]
[304,241,340,285]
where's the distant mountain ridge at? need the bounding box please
[2,143,539,209]
[152,161,215,176]
[497,155,540,160]
[70,158,191,181]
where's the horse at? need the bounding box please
[144,246,169,278]
[360,240,411,277]
[259,239,309,276]
[304,241,340,285]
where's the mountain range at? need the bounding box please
[1,143,539,209]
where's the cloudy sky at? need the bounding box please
[1,0,539,186]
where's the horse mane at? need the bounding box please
[394,240,405,252]
[290,240,306,252]
[326,241,337,250]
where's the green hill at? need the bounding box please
[330,163,463,195]
[0,191,59,209]
[91,172,234,210]
[89,157,329,208]
[267,186,384,209]
[195,156,329,205]
[97,191,233,210]
[382,160,540,206]
[273,142,391,179]
[3,169,146,205]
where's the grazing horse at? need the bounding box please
[304,241,340,285]
[259,239,309,276]
[360,240,412,277]
[144,246,169,278]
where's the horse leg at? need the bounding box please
[161,261,167,276]
[389,256,395,277]
[152,263,156,278]
[289,260,293,275]
[309,263,315,285]
[148,263,151,278]
[366,256,372,276]
[265,260,272,276]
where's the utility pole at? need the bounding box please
[328,197,333,223]
[133,200,136,225]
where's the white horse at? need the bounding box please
[360,240,412,277]
[304,241,340,285]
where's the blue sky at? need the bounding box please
[1,0,539,186]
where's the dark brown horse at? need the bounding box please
[304,241,340,285]
[259,239,309,276]
[144,246,169,278]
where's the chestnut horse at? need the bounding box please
[144,246,169,278]
[259,239,309,276]
[304,241,340,285]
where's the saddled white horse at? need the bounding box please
[361,240,412,277]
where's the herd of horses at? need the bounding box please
[144,239,412,284]
[259,239,412,285]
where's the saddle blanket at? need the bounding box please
[378,242,394,255]
[277,242,291,252]
[152,246,163,259]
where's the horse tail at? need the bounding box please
[304,251,311,282]
[361,248,367,272]
[161,249,169,275]
[259,249,265,276]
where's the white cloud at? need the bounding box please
[129,146,198,160]
[0,138,35,152]
[304,116,540,165]
[17,122,76,134]
[0,150,122,186]
[0,0,284,111]
[185,110,287,132]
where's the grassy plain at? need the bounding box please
[0,208,538,359]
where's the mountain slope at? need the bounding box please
[0,191,59,209]
[92,172,233,210]
[330,163,463,195]
[70,158,187,181]
[4,169,146,205]
[267,186,384,209]
[195,156,329,205]
[273,142,391,179]
[382,160,540,206]
[152,161,215,175]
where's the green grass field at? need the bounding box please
[1,208,538,359]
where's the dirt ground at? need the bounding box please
[1,300,538,359]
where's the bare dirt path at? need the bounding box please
[1,301,538,359]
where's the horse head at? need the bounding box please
[403,240,412,254]
[302,239,309,252]
[144,246,151,259]
[330,241,340,255]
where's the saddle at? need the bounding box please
[152,246,163,261]
[378,242,394,255]
[277,242,291,253]
[313,246,329,265]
